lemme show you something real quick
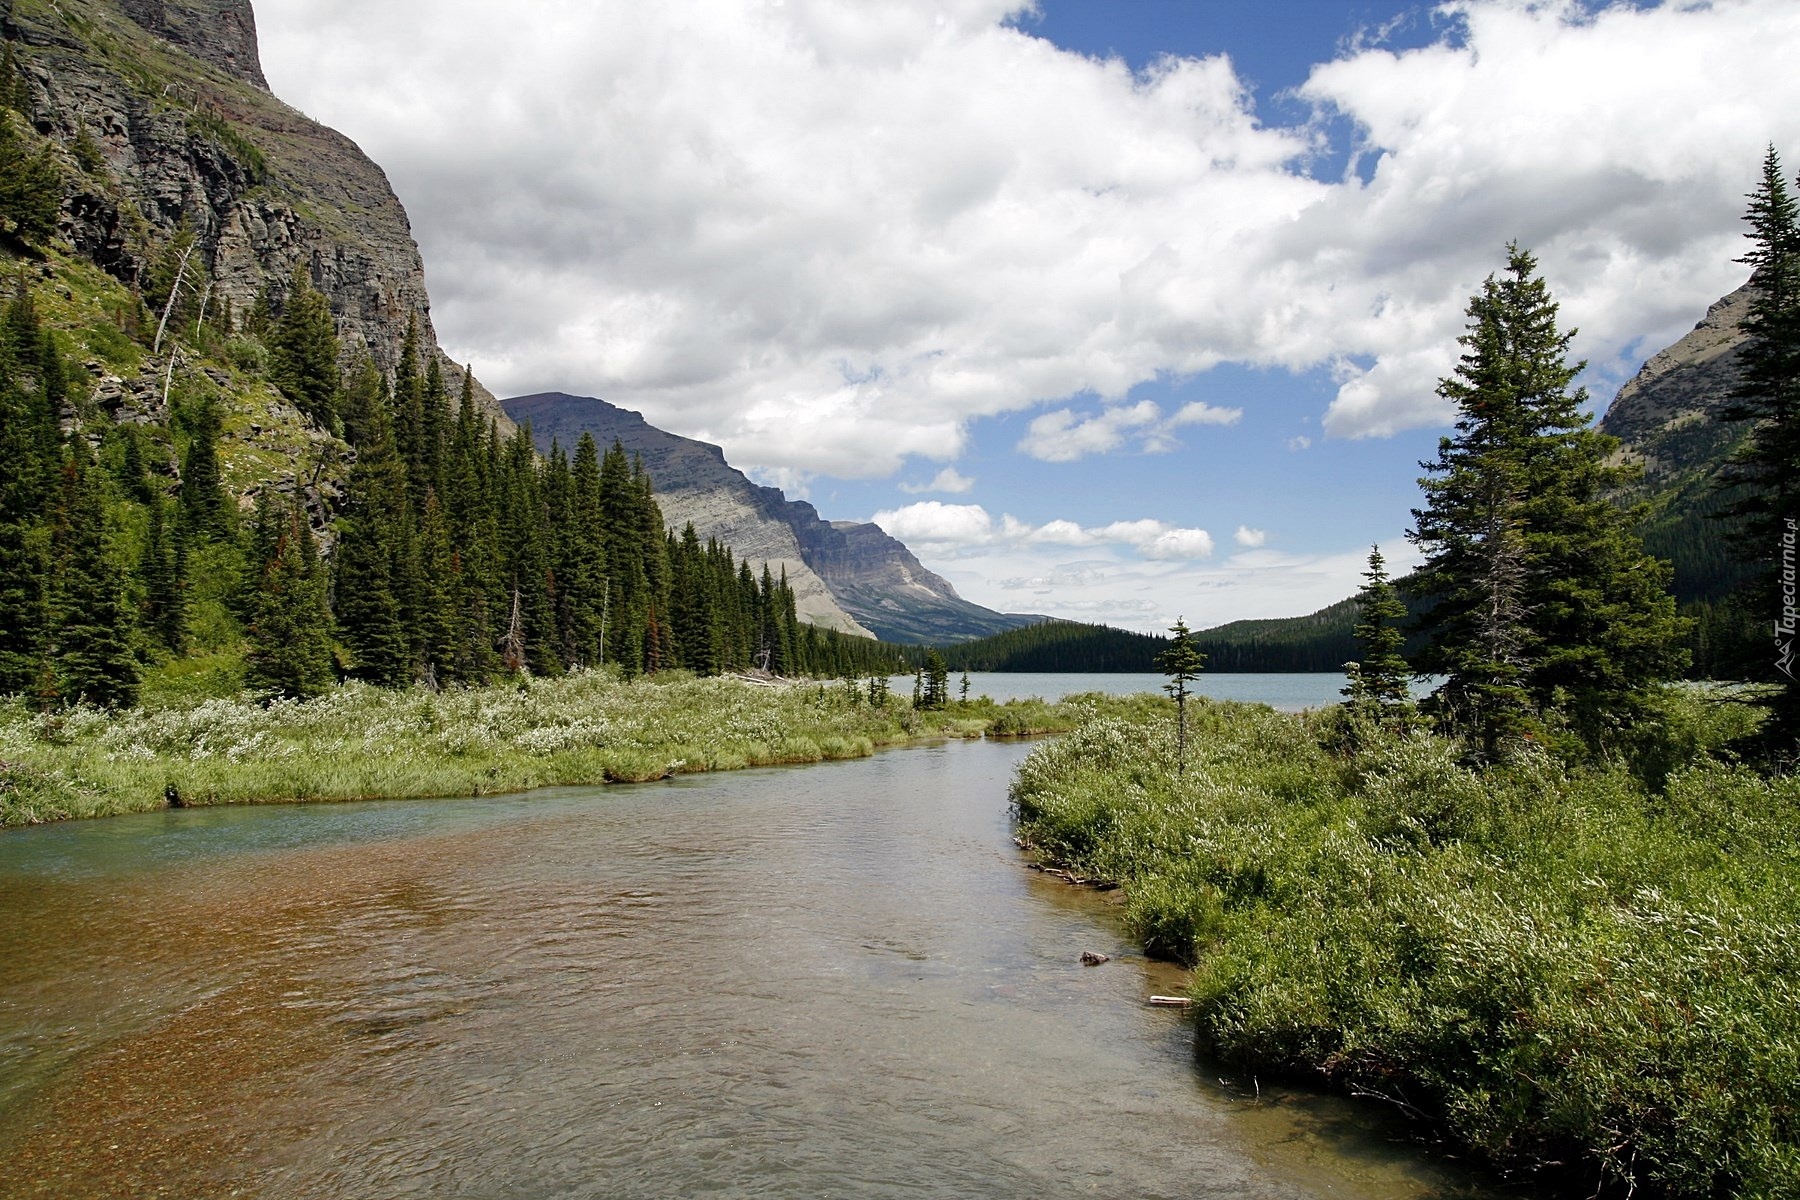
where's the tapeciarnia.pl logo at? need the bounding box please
[1778,517,1798,680]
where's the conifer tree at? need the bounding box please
[138,497,186,654]
[48,439,139,708]
[333,371,412,686]
[412,488,460,686]
[177,398,231,541]
[1717,148,1800,744]
[1159,617,1206,774]
[445,373,500,682]
[1343,545,1412,721]
[268,267,339,428]
[561,432,608,667]
[1412,244,1686,756]
[0,106,61,247]
[244,496,333,699]
[0,339,51,692]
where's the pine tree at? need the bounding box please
[138,497,186,654]
[1158,617,1206,775]
[333,372,412,686]
[0,337,51,692]
[268,267,339,428]
[244,497,333,699]
[0,107,61,248]
[1413,244,1686,757]
[48,439,139,708]
[1342,545,1412,721]
[1717,148,1800,746]
[177,398,231,542]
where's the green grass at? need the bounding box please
[1010,690,1799,1199]
[0,671,1156,827]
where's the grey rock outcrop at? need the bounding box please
[1600,282,1750,472]
[8,0,507,430]
[502,392,1033,644]
[118,0,268,90]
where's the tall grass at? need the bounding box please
[0,670,1152,826]
[1010,691,1799,1199]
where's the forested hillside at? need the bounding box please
[0,12,905,709]
[934,621,1166,672]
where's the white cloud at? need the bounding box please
[255,0,1800,476]
[1017,397,1242,461]
[1169,401,1242,428]
[247,0,1800,519]
[899,466,976,494]
[869,503,1214,560]
[1286,435,1313,452]
[930,537,1424,631]
[1234,525,1267,547]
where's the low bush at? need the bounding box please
[1011,693,1800,1198]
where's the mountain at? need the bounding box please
[8,0,507,432]
[502,392,1034,644]
[1597,281,1753,608]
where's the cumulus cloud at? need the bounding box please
[254,0,1800,478]
[899,466,977,494]
[870,503,1214,560]
[1234,525,1267,547]
[1017,398,1242,461]
[929,537,1423,630]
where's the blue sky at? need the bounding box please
[256,0,1796,631]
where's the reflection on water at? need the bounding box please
[0,740,1511,1199]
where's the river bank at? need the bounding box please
[0,668,1166,827]
[1008,694,1799,1199]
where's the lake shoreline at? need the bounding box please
[0,669,1173,829]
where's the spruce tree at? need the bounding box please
[333,374,412,686]
[1717,148,1800,745]
[177,398,231,542]
[1342,545,1411,721]
[245,497,333,699]
[48,439,139,708]
[1412,244,1687,757]
[268,267,339,428]
[1158,617,1206,775]
[138,497,186,654]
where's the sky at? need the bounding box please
[252,0,1800,634]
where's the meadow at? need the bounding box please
[1010,692,1799,1199]
[0,669,1163,826]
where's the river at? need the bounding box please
[0,738,1508,1198]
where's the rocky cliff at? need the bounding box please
[1599,281,1750,476]
[5,0,505,427]
[503,392,1032,644]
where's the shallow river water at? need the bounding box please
[0,738,1509,1199]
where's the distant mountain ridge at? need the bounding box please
[501,392,1034,645]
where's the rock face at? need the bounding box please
[503,392,1033,644]
[7,0,507,429]
[1599,282,1750,473]
[118,0,268,90]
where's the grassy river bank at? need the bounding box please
[0,668,1165,827]
[1010,694,1798,1200]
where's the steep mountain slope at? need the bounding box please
[1597,280,1753,605]
[7,0,505,427]
[502,391,1032,644]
